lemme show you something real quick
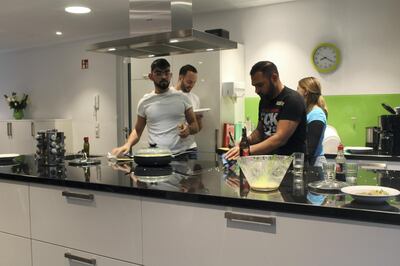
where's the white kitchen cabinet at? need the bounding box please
[30,184,143,264]
[0,120,34,154]
[0,119,73,154]
[0,181,30,237]
[142,198,400,266]
[0,121,12,153]
[0,232,31,266]
[32,239,139,266]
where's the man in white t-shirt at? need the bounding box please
[175,65,202,157]
[112,59,199,156]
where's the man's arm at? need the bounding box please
[179,107,199,138]
[112,115,146,156]
[196,114,203,131]
[247,120,263,145]
[249,119,299,155]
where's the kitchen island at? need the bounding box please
[0,154,399,266]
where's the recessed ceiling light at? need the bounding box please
[107,48,116,51]
[206,48,214,52]
[169,39,179,43]
[56,31,63,36]
[65,6,91,14]
[148,54,155,58]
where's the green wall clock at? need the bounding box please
[311,42,341,73]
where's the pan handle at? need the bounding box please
[382,103,396,115]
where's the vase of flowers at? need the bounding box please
[4,92,29,120]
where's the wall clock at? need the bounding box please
[311,42,341,73]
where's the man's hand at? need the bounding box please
[111,143,131,157]
[178,123,190,138]
[224,146,240,160]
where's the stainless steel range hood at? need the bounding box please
[88,0,237,58]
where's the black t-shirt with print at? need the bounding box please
[257,86,306,155]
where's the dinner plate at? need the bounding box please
[341,185,400,204]
[344,146,373,154]
[0,153,20,161]
[194,108,211,114]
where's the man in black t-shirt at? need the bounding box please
[226,61,306,159]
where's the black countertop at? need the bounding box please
[1,154,400,226]
[326,151,400,162]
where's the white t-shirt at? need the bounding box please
[137,88,193,154]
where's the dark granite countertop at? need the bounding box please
[326,151,400,162]
[1,154,400,226]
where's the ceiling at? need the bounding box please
[0,0,294,53]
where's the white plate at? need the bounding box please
[0,153,20,161]
[344,146,373,154]
[341,185,400,203]
[194,108,211,114]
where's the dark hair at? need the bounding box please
[151,58,170,71]
[179,64,198,76]
[249,61,279,78]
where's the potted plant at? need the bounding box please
[4,92,29,120]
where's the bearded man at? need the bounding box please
[112,59,199,156]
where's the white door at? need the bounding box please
[0,121,12,153]
[142,198,400,266]
[0,232,31,266]
[32,240,139,266]
[30,184,143,264]
[8,121,35,155]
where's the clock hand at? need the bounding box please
[321,56,334,63]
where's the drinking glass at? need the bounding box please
[323,162,336,181]
[345,163,358,185]
[293,152,304,177]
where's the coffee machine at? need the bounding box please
[379,115,400,155]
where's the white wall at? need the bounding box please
[0,36,122,154]
[194,0,400,96]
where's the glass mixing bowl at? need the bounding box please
[237,155,293,191]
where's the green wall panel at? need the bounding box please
[245,94,400,146]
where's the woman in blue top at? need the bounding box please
[297,77,328,167]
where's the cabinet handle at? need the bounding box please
[224,212,276,226]
[62,191,94,201]
[6,123,10,136]
[64,252,96,265]
[31,122,35,137]
[9,122,12,137]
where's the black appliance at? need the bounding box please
[365,126,380,151]
[379,115,400,155]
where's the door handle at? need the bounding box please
[62,191,94,201]
[6,122,10,136]
[31,122,35,137]
[64,252,96,265]
[224,212,276,226]
[9,122,12,137]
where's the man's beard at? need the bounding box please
[258,79,276,99]
[155,79,170,91]
[181,84,190,93]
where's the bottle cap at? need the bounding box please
[84,137,89,142]
[337,143,344,150]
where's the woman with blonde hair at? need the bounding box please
[297,77,328,167]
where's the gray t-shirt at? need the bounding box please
[137,89,192,154]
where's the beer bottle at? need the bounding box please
[239,127,250,157]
